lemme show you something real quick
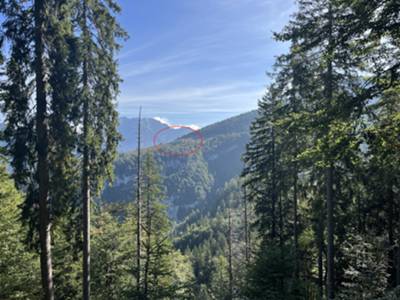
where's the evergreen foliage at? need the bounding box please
[0,162,41,299]
[0,0,399,299]
[241,1,400,299]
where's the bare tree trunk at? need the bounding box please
[397,184,400,288]
[279,189,285,292]
[326,5,335,299]
[293,170,299,279]
[143,171,151,300]
[317,209,324,300]
[243,186,250,264]
[82,142,90,300]
[34,1,54,299]
[82,159,90,300]
[279,190,284,254]
[271,126,277,240]
[136,108,142,299]
[357,193,362,233]
[387,183,397,288]
[396,247,400,287]
[228,205,233,300]
[82,1,91,299]
[326,166,334,300]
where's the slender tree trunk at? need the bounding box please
[143,173,151,300]
[397,184,400,287]
[136,108,142,299]
[326,5,335,299]
[290,60,300,281]
[387,183,397,288]
[317,207,324,300]
[34,1,54,299]
[279,190,284,254]
[228,205,233,300]
[396,247,400,287]
[357,193,362,233]
[82,138,90,300]
[279,189,285,292]
[243,186,250,264]
[290,52,300,282]
[326,166,334,300]
[82,156,90,300]
[82,1,91,299]
[293,170,299,279]
[271,127,277,240]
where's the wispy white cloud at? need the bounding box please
[120,52,199,78]
[118,81,265,118]
[120,81,263,103]
[186,124,201,130]
[119,0,294,80]
[153,116,171,126]
[119,33,227,79]
[153,116,201,130]
[116,0,294,125]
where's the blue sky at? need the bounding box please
[117,0,295,127]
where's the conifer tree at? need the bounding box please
[1,1,125,298]
[242,87,282,242]
[74,1,126,298]
[141,151,180,299]
[34,2,54,296]
[1,1,57,298]
[276,1,364,297]
[243,1,400,298]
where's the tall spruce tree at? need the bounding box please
[276,1,364,297]
[242,87,282,242]
[75,1,126,299]
[141,151,180,299]
[242,86,299,299]
[1,1,68,298]
[1,1,125,298]
[242,1,400,299]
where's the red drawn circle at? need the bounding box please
[152,125,204,157]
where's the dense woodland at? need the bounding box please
[0,0,399,299]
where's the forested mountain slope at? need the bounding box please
[102,110,257,221]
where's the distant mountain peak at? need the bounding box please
[153,116,201,131]
[118,116,193,152]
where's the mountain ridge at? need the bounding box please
[102,110,257,221]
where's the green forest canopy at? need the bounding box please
[0,0,399,299]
